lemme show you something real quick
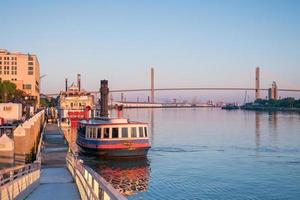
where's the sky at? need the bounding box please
[0,0,299,102]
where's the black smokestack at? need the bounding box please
[77,74,81,91]
[65,78,68,92]
[100,80,109,117]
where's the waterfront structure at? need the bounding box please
[0,103,22,121]
[0,121,126,200]
[268,81,278,100]
[58,75,94,127]
[0,103,23,137]
[114,101,163,108]
[255,66,260,99]
[77,80,151,157]
[0,49,40,106]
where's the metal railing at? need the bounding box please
[0,112,46,200]
[35,122,46,164]
[66,152,127,200]
[0,163,40,200]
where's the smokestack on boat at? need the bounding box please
[65,78,68,92]
[77,74,81,91]
[100,80,109,117]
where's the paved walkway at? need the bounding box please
[27,124,80,200]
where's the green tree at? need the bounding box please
[0,80,17,103]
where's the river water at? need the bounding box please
[64,108,300,200]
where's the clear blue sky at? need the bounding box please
[1,0,299,101]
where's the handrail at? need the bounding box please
[0,110,45,200]
[66,152,127,200]
[35,121,46,164]
[0,162,39,186]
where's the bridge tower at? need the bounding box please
[255,67,260,100]
[151,68,155,103]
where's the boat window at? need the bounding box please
[112,128,119,138]
[85,127,89,138]
[122,128,128,138]
[91,127,97,139]
[86,127,92,138]
[131,127,137,138]
[80,125,86,136]
[97,128,101,138]
[90,128,93,138]
[103,128,110,138]
[144,127,147,137]
[139,127,144,137]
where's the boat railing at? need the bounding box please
[66,152,127,200]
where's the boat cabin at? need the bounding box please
[78,118,148,140]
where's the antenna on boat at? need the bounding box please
[100,80,109,117]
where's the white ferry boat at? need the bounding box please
[76,80,151,157]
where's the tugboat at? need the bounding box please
[76,80,151,157]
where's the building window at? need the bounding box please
[3,66,9,74]
[122,128,128,138]
[23,84,32,89]
[28,66,34,75]
[112,128,119,138]
[131,127,137,138]
[11,66,17,75]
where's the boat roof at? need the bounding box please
[79,117,148,126]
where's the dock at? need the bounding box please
[27,123,80,199]
[0,122,127,200]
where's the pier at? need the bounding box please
[0,122,127,200]
[26,123,80,199]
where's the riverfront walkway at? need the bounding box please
[27,124,80,200]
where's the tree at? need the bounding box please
[0,80,17,103]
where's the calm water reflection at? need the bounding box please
[64,108,300,200]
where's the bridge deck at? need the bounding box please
[27,124,80,200]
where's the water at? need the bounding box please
[65,108,300,199]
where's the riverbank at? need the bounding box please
[240,105,300,112]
